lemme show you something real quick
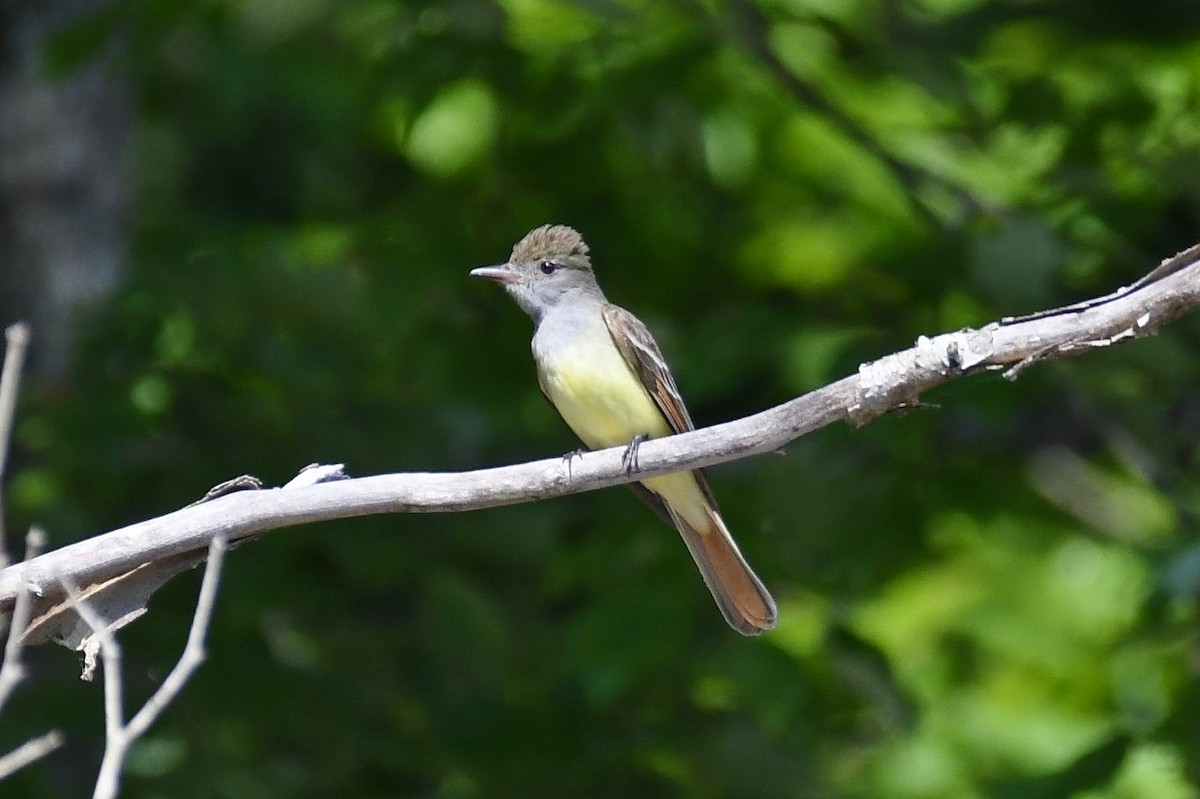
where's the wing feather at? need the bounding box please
[601,304,693,433]
[601,303,717,507]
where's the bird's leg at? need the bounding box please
[562,448,588,480]
[621,435,648,476]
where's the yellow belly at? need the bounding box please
[538,335,670,449]
[538,335,710,530]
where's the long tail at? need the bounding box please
[671,508,777,636]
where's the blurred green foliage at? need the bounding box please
[5,0,1200,796]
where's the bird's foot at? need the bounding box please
[562,448,587,479]
[621,435,648,476]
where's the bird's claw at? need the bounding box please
[621,435,648,476]
[562,448,587,479]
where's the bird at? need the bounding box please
[471,224,776,635]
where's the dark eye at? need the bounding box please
[539,260,558,275]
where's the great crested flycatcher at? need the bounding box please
[471,224,776,635]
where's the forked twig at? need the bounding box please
[61,534,228,799]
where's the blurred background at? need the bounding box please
[2,0,1200,796]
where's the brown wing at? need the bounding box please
[601,303,694,433]
[601,303,718,507]
[603,305,775,635]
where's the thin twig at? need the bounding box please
[0,323,31,562]
[59,575,125,757]
[122,534,225,742]
[0,527,47,713]
[0,730,64,780]
[63,534,228,799]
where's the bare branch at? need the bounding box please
[0,242,1198,616]
[62,534,227,799]
[123,533,224,741]
[0,730,63,781]
[0,527,47,712]
[0,323,31,562]
[60,575,125,731]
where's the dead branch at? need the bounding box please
[0,241,1197,622]
[0,528,58,783]
[0,730,63,781]
[0,528,46,709]
[62,534,227,799]
[0,328,63,783]
[0,323,31,561]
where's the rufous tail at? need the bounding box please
[672,509,776,636]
